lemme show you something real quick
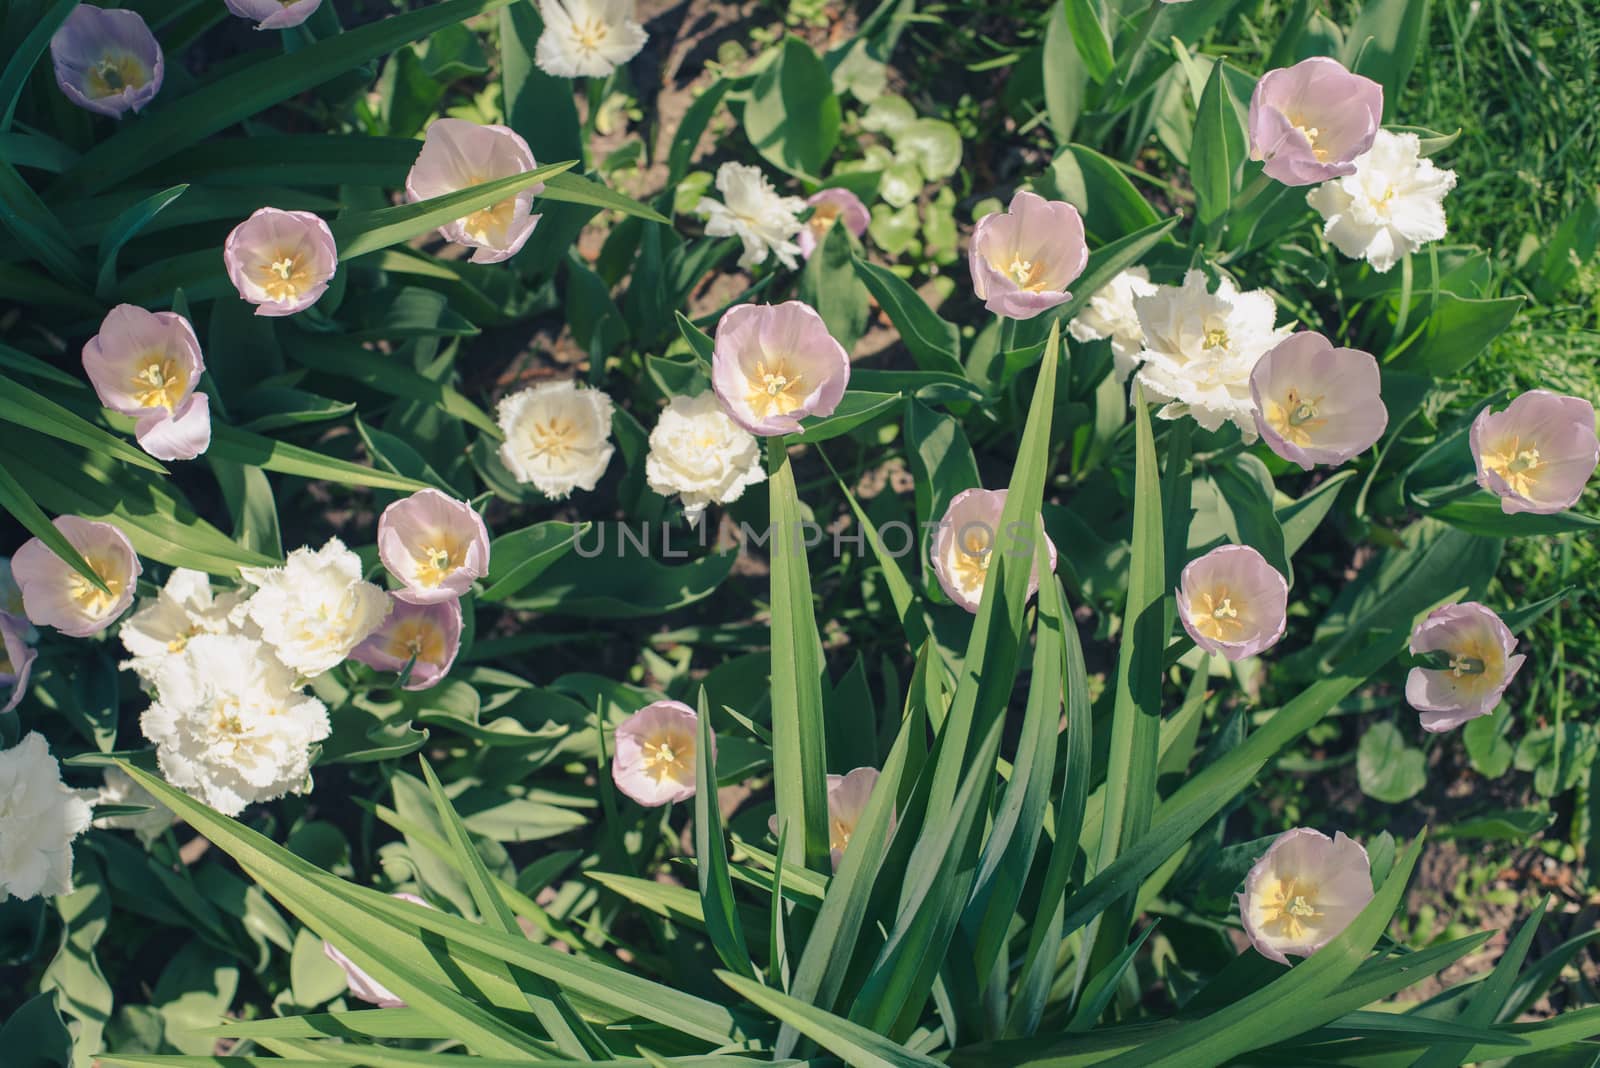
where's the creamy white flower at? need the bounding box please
[0,732,92,902]
[496,379,616,499]
[1306,130,1456,273]
[535,0,648,79]
[697,163,807,270]
[1133,270,1292,441]
[645,392,766,524]
[119,568,247,685]
[238,539,390,678]
[79,768,173,846]
[1068,266,1158,383]
[140,634,329,817]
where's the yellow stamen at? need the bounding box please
[639,732,693,784]
[1259,876,1324,941]
[1482,435,1544,498]
[1291,118,1329,162]
[85,53,148,99]
[571,16,610,51]
[130,356,186,411]
[808,202,842,239]
[1191,588,1245,642]
[951,525,992,593]
[1002,254,1048,290]
[1266,386,1328,447]
[460,177,519,246]
[1203,326,1230,350]
[527,414,580,461]
[385,618,447,665]
[831,816,854,854]
[746,360,806,418]
[414,541,463,588]
[66,555,123,619]
[257,252,312,303]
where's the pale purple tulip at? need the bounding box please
[612,700,710,807]
[224,208,338,317]
[0,614,36,714]
[766,766,891,870]
[1238,829,1373,965]
[224,0,323,30]
[797,188,870,260]
[349,598,462,692]
[711,302,850,436]
[1248,57,1383,186]
[1250,331,1387,470]
[13,517,141,638]
[377,490,491,605]
[1406,602,1525,732]
[82,304,211,461]
[323,893,432,1006]
[930,488,1058,614]
[969,190,1088,320]
[1177,544,1288,660]
[1470,390,1599,516]
[49,6,163,118]
[405,119,543,264]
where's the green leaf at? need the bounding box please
[1047,144,1161,245]
[208,425,432,493]
[1388,294,1523,377]
[767,438,832,873]
[502,544,735,618]
[1061,0,1114,83]
[799,218,870,352]
[95,184,187,297]
[794,392,900,445]
[288,334,499,438]
[0,991,72,1068]
[539,171,669,224]
[1357,720,1428,803]
[478,522,583,603]
[0,374,166,474]
[0,0,78,131]
[1413,897,1546,1067]
[694,688,754,978]
[1191,60,1244,229]
[1042,0,1090,143]
[1428,493,1600,537]
[851,253,963,375]
[498,0,581,163]
[1212,454,1291,583]
[0,161,89,286]
[0,457,113,594]
[1344,0,1432,119]
[55,0,519,197]
[743,36,841,180]
[721,972,942,1068]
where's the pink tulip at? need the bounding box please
[50,6,163,118]
[1238,829,1373,965]
[224,208,338,317]
[349,598,462,692]
[797,188,870,260]
[405,119,543,264]
[1250,331,1387,470]
[1177,544,1288,661]
[377,490,491,605]
[1248,57,1383,186]
[0,615,36,714]
[711,302,850,436]
[969,190,1088,320]
[13,517,140,638]
[1406,602,1525,732]
[82,304,211,461]
[612,700,709,807]
[224,0,322,30]
[323,893,432,1006]
[1470,390,1599,516]
[766,766,891,870]
[930,488,1058,614]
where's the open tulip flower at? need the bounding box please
[535,0,649,79]
[930,488,1057,614]
[798,188,870,260]
[82,304,212,461]
[224,207,339,317]
[405,119,542,264]
[350,598,463,691]
[1406,602,1525,732]
[711,302,850,436]
[13,517,141,638]
[612,700,708,807]
[496,379,617,498]
[1251,332,1387,470]
[1239,829,1374,965]
[968,190,1088,320]
[1248,57,1383,186]
[225,0,323,30]
[1177,545,1288,661]
[1470,390,1599,515]
[49,5,163,118]
[377,490,491,605]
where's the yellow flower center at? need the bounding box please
[1002,254,1048,290]
[459,176,519,245]
[746,360,806,418]
[86,53,148,99]
[166,625,201,655]
[210,696,253,740]
[131,356,186,411]
[950,526,993,593]
[640,731,694,784]
[808,202,842,239]
[385,617,447,665]
[572,16,610,51]
[1191,588,1245,642]
[257,252,313,303]
[1259,876,1324,942]
[831,815,855,854]
[1291,118,1329,162]
[66,555,123,618]
[1203,326,1231,351]
[528,414,580,461]
[414,539,464,588]
[1482,435,1545,498]
[1432,636,1504,701]
[1266,387,1328,447]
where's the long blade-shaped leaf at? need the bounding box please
[767,438,831,873]
[0,374,165,473]
[695,687,755,978]
[1411,896,1548,1067]
[721,972,943,1068]
[208,425,432,492]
